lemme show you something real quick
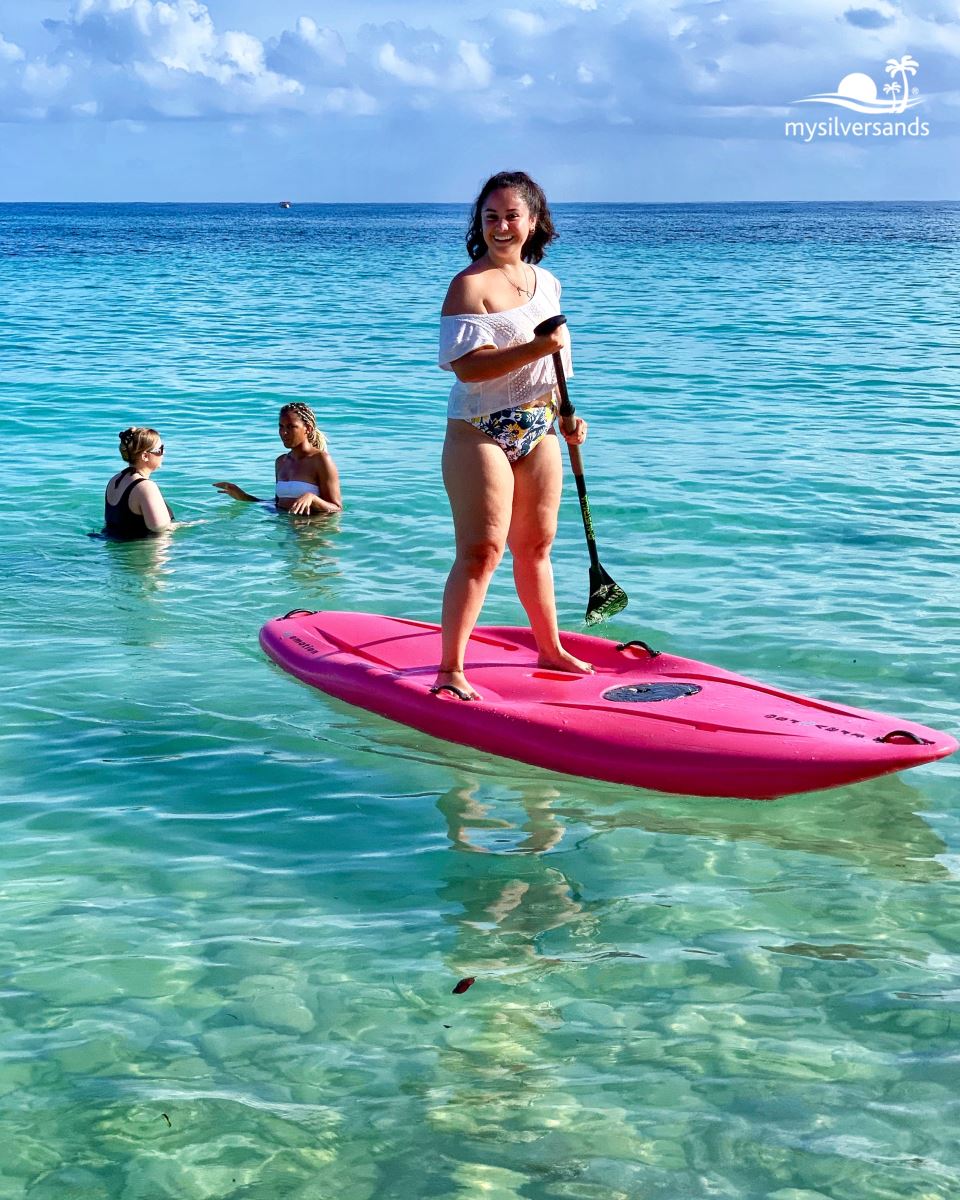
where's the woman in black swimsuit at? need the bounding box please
[104,427,174,539]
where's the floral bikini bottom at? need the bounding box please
[467,394,558,464]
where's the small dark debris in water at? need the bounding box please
[895,991,943,999]
[161,1113,171,1127]
[442,1024,451,1028]
[452,977,476,994]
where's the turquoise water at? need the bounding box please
[1,202,959,1199]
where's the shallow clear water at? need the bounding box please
[1,202,959,1199]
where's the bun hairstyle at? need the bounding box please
[465,170,557,264]
[280,403,327,452]
[118,427,161,463]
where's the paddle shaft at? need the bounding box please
[531,311,627,623]
[551,350,602,574]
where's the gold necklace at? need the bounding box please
[495,263,533,300]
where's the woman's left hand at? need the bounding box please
[561,417,588,446]
[288,492,318,515]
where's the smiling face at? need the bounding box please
[481,187,536,263]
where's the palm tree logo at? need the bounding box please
[794,54,922,114]
[885,55,919,115]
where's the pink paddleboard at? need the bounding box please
[259,611,957,800]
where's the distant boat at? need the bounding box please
[278,200,292,209]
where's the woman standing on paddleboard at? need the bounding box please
[434,171,592,701]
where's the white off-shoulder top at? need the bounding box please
[438,265,573,419]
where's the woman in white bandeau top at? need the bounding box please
[433,170,591,702]
[213,403,342,515]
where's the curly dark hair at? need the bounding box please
[465,171,557,264]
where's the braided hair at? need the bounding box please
[280,403,327,452]
[118,427,161,463]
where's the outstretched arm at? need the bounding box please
[213,481,261,502]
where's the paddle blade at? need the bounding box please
[585,564,628,625]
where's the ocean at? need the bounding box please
[1,201,958,1198]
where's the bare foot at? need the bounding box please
[431,669,481,701]
[537,647,595,675]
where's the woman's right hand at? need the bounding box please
[531,325,566,358]
[213,481,243,499]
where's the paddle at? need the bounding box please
[534,314,628,625]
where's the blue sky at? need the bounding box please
[1,0,957,201]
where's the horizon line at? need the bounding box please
[1,197,957,206]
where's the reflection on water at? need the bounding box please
[438,783,582,973]
[101,531,175,602]
[559,769,951,884]
[207,501,342,597]
[277,510,342,592]
[438,782,566,855]
[348,709,950,883]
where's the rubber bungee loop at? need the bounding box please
[616,639,660,659]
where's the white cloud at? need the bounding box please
[0,34,24,62]
[501,10,548,37]
[294,17,347,65]
[35,0,303,115]
[23,61,72,98]
[378,42,437,87]
[0,0,955,139]
[455,40,492,88]
[318,86,378,115]
[376,36,491,90]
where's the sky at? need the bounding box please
[0,0,958,201]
